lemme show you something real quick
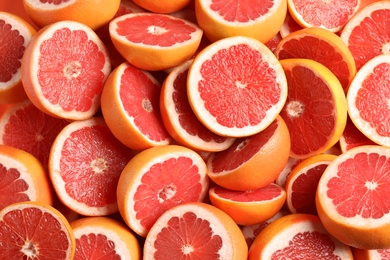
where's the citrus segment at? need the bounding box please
[187,36,288,137]
[207,115,290,191]
[347,53,390,147]
[279,58,347,159]
[248,213,353,259]
[279,11,303,38]
[353,247,390,260]
[101,62,171,151]
[274,27,356,92]
[21,20,111,121]
[316,145,390,249]
[285,153,337,215]
[0,11,36,104]
[117,145,209,237]
[160,59,235,152]
[0,201,75,259]
[340,0,390,71]
[49,117,136,216]
[144,202,248,259]
[195,0,287,43]
[70,216,141,260]
[275,156,303,188]
[0,100,69,168]
[109,12,203,71]
[22,0,121,30]
[0,145,53,210]
[287,0,360,32]
[209,183,286,226]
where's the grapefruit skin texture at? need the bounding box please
[207,116,291,191]
[131,0,192,13]
[22,0,121,30]
[195,0,287,43]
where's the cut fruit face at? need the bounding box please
[144,202,248,259]
[0,201,75,259]
[347,53,390,147]
[340,0,390,70]
[117,145,209,237]
[316,145,390,249]
[279,58,347,159]
[49,117,135,216]
[187,36,288,138]
[21,20,111,120]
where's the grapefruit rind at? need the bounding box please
[21,20,111,121]
[144,202,248,259]
[347,53,390,147]
[187,36,288,138]
[316,145,390,249]
[117,145,209,237]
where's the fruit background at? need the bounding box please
[0,0,389,259]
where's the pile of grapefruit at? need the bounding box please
[0,0,389,258]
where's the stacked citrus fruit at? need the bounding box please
[1,0,390,258]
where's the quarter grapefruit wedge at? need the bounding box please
[117,145,209,237]
[187,36,288,138]
[21,20,111,121]
[0,201,75,259]
[143,202,248,259]
[316,145,390,249]
[0,11,36,104]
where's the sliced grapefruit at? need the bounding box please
[0,144,53,210]
[131,0,192,13]
[22,0,121,30]
[316,145,390,249]
[285,153,337,215]
[194,0,287,43]
[0,100,69,168]
[116,145,209,237]
[347,53,390,147]
[0,201,75,259]
[340,0,390,71]
[70,216,141,259]
[109,12,203,71]
[209,183,286,226]
[187,36,288,138]
[0,11,36,104]
[160,59,235,152]
[207,116,290,191]
[287,0,360,32]
[339,117,376,153]
[248,213,353,259]
[279,58,347,159]
[101,62,171,151]
[49,117,136,217]
[353,247,390,260]
[143,202,248,259]
[21,20,111,121]
[274,27,356,93]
